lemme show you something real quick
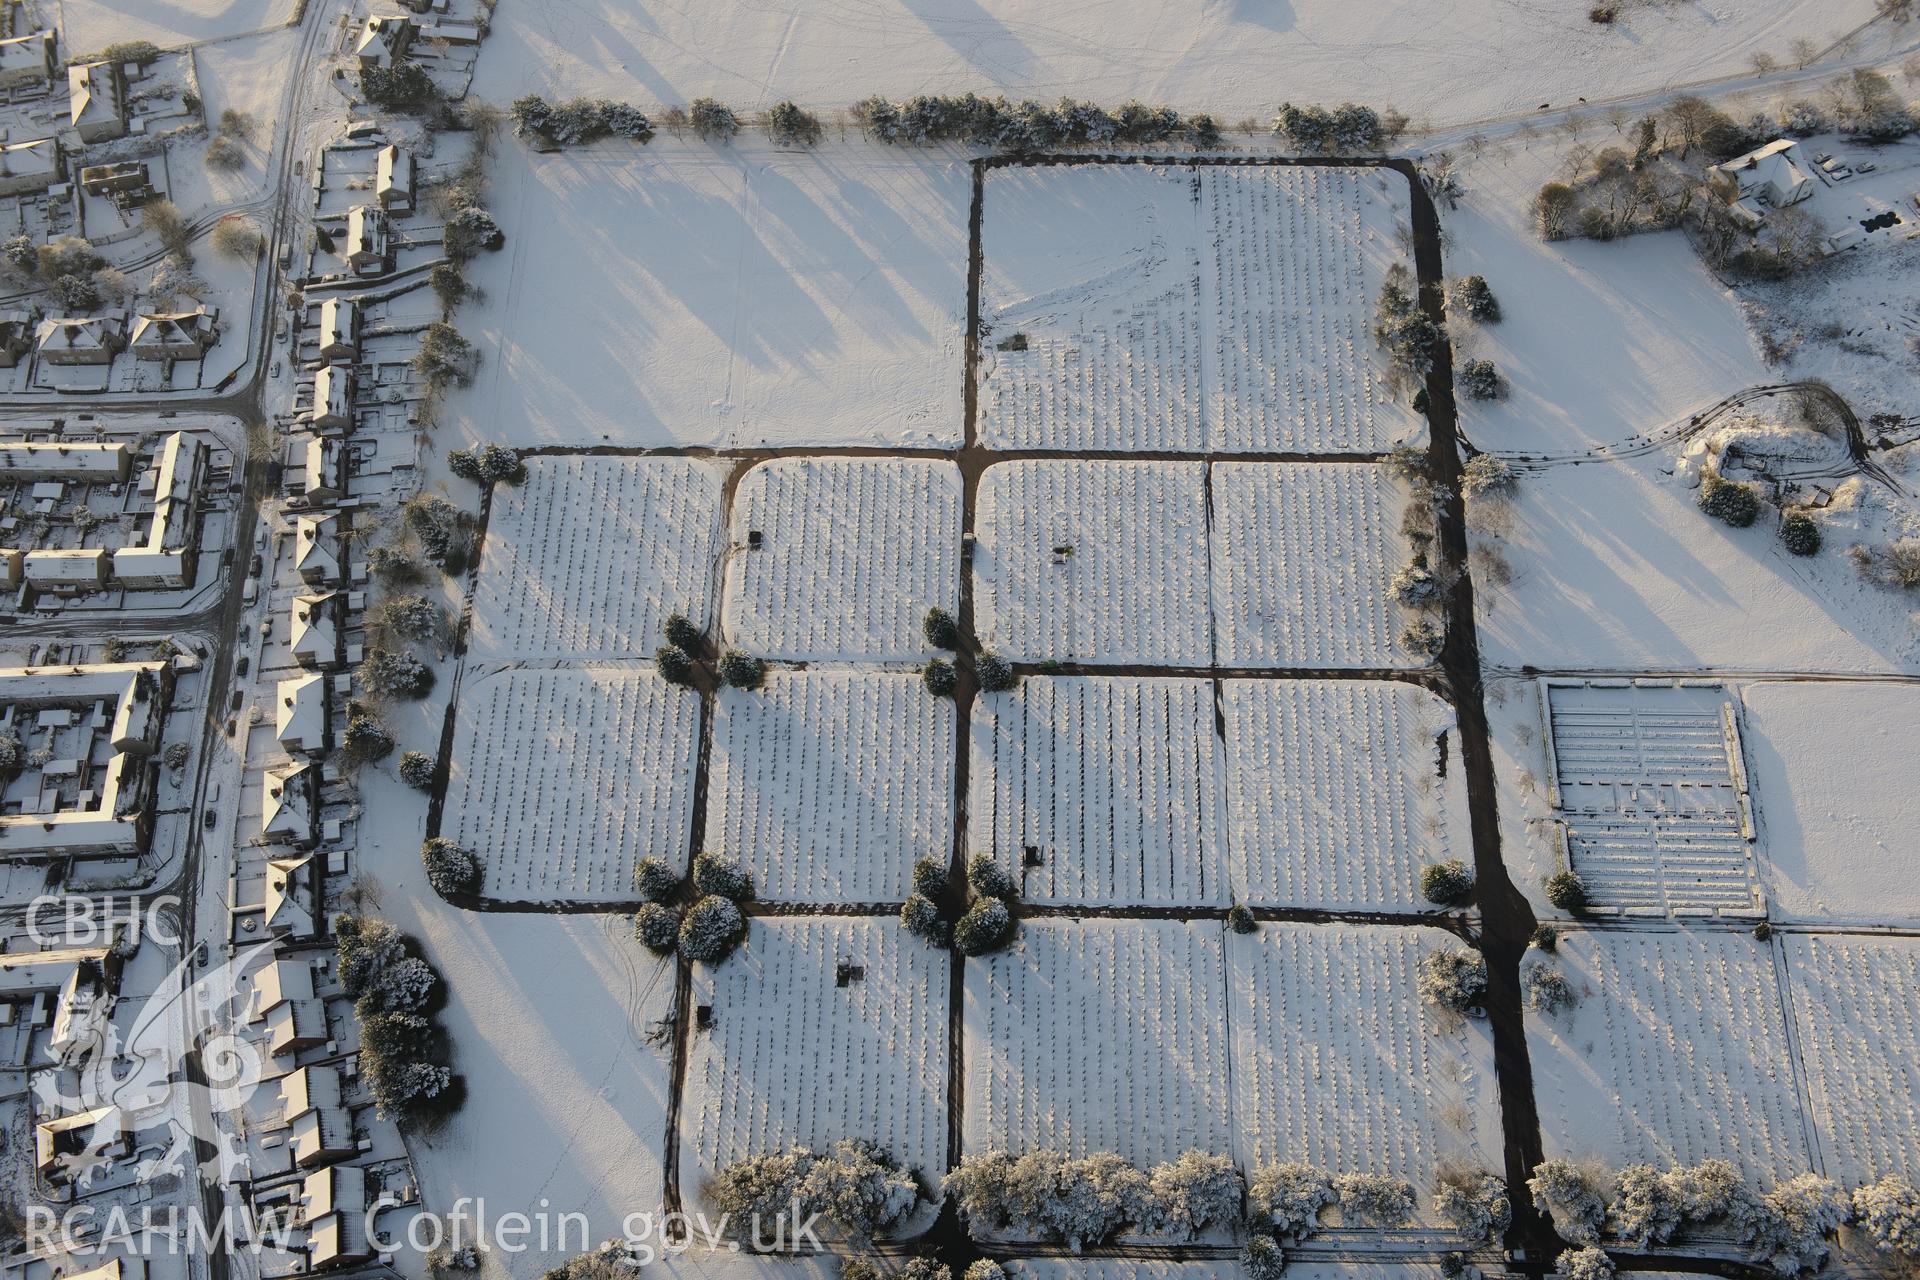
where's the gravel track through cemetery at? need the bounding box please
[423,156,1574,1268]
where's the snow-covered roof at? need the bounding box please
[0,138,59,185]
[317,298,357,356]
[301,1165,371,1268]
[354,14,414,67]
[280,1063,343,1119]
[129,308,217,357]
[66,61,122,131]
[254,957,315,1016]
[288,1105,354,1168]
[290,592,342,667]
[0,663,170,859]
[36,316,124,356]
[265,850,319,935]
[262,766,317,847]
[23,547,107,585]
[376,143,413,205]
[344,204,388,263]
[113,432,205,584]
[305,435,347,500]
[266,996,327,1056]
[275,673,329,754]
[0,440,129,479]
[295,514,343,583]
[0,31,56,81]
[312,363,354,425]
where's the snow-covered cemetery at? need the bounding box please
[0,2,1915,1280]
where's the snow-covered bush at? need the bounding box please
[962,1263,1006,1280]
[1667,1158,1743,1222]
[633,903,680,953]
[952,898,1013,956]
[793,1140,922,1241]
[1530,1159,1607,1245]
[945,1150,1151,1250]
[366,1056,453,1119]
[421,837,483,897]
[1522,960,1577,1014]
[404,494,468,567]
[1421,860,1474,906]
[1373,268,1441,376]
[923,606,959,649]
[719,650,765,690]
[766,100,822,146]
[912,856,948,898]
[689,98,739,140]
[899,1262,949,1280]
[1557,1246,1614,1280]
[426,1244,479,1276]
[1449,275,1501,323]
[473,443,522,484]
[1700,473,1761,528]
[1608,1164,1683,1248]
[1272,101,1403,153]
[1461,454,1518,500]
[923,659,957,697]
[1243,1236,1287,1280]
[1734,1173,1848,1275]
[1434,1170,1512,1242]
[397,750,435,790]
[1227,903,1259,935]
[1457,359,1508,401]
[1544,869,1589,914]
[634,857,679,902]
[1248,1163,1334,1237]
[1775,99,1828,136]
[363,954,438,1014]
[1390,559,1445,609]
[678,895,745,964]
[1780,512,1821,557]
[1418,948,1487,1014]
[1333,1173,1416,1228]
[704,1148,814,1233]
[967,852,1017,900]
[337,915,409,999]
[900,893,948,947]
[1852,1174,1920,1257]
[693,851,753,902]
[664,612,703,650]
[1145,1150,1243,1238]
[360,647,435,699]
[0,731,20,771]
[1399,618,1445,659]
[655,644,696,687]
[976,652,1017,693]
[373,593,445,644]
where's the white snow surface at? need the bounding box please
[1740,680,1920,926]
[723,457,961,661]
[708,670,955,903]
[469,456,725,663]
[470,0,1876,128]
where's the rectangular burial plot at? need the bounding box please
[964,918,1231,1168]
[1204,165,1422,454]
[1227,923,1504,1213]
[1739,681,1920,926]
[973,460,1211,666]
[1543,681,1761,918]
[707,670,955,904]
[443,666,697,902]
[723,457,960,661]
[978,164,1206,453]
[967,676,1226,907]
[1782,934,1920,1184]
[1526,929,1811,1186]
[1223,680,1466,911]
[1211,462,1408,669]
[468,455,725,662]
[682,916,950,1217]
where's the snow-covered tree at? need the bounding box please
[1044,1152,1152,1250]
[1461,454,1518,500]
[976,652,1017,693]
[1608,1164,1683,1248]
[633,903,680,954]
[923,659,958,697]
[1434,1170,1512,1242]
[693,851,753,902]
[397,750,435,790]
[1544,869,1589,914]
[1734,1173,1848,1275]
[689,98,739,140]
[952,898,1013,956]
[1333,1173,1416,1228]
[967,853,1017,900]
[719,650,765,690]
[912,856,948,898]
[766,100,822,146]
[962,1263,1006,1280]
[1557,1246,1614,1280]
[1390,559,1446,609]
[1249,1163,1335,1237]
[678,896,745,963]
[1399,618,1445,659]
[1522,960,1577,1015]
[1449,276,1501,323]
[336,915,409,1000]
[473,443,521,483]
[655,644,695,686]
[1852,1174,1920,1258]
[421,837,482,896]
[634,856,680,902]
[1457,359,1508,401]
[1418,948,1488,1014]
[1145,1150,1243,1238]
[1530,1159,1607,1245]
[795,1140,921,1241]
[1243,1236,1287,1280]
[900,893,948,947]
[1421,860,1474,906]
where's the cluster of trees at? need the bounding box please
[342,699,395,764]
[206,107,254,172]
[1373,264,1441,380]
[1271,102,1407,154]
[358,646,435,700]
[414,323,479,391]
[851,94,1220,150]
[899,853,1017,954]
[1850,537,1920,590]
[446,443,522,486]
[654,613,703,687]
[1529,1159,1920,1276]
[921,606,1016,696]
[631,850,753,964]
[336,914,461,1125]
[369,592,448,648]
[361,63,439,111]
[705,1142,922,1245]
[403,493,472,573]
[509,95,653,147]
[1417,947,1488,1014]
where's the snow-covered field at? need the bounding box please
[1212,462,1409,669]
[707,671,955,903]
[967,676,1225,906]
[973,460,1211,665]
[964,919,1232,1168]
[1527,929,1812,1187]
[682,917,950,1216]
[58,0,294,49]
[470,0,1877,128]
[1739,680,1920,926]
[446,145,968,452]
[1541,681,1761,919]
[469,456,725,662]
[979,165,1418,454]
[1228,924,1503,1212]
[1782,933,1920,1185]
[1223,680,1464,912]
[723,457,961,661]
[442,666,698,902]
